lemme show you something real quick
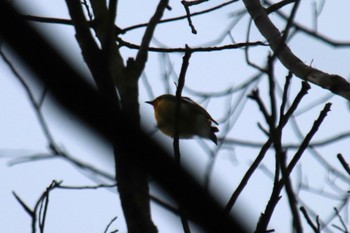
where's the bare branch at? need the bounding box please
[225,138,272,213]
[132,0,170,78]
[279,72,293,118]
[286,103,332,174]
[300,206,320,233]
[174,46,192,163]
[264,0,350,47]
[337,154,350,176]
[120,0,238,33]
[223,131,350,149]
[118,38,267,53]
[248,89,271,124]
[255,99,330,233]
[266,0,296,14]
[333,207,349,233]
[181,1,197,34]
[12,192,34,217]
[243,0,350,101]
[0,49,56,147]
[182,0,208,7]
[174,46,192,233]
[104,216,118,233]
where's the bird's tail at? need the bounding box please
[209,126,219,145]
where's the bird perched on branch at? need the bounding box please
[146,94,219,144]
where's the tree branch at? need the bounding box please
[242,0,350,101]
[118,38,266,53]
[173,46,192,233]
[65,0,107,84]
[337,154,350,176]
[255,103,331,233]
[120,0,238,33]
[300,206,320,233]
[132,0,169,78]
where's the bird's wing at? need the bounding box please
[181,96,219,125]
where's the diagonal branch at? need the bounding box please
[65,0,105,82]
[263,0,350,47]
[300,206,321,233]
[121,0,238,34]
[242,0,350,101]
[255,103,331,233]
[286,103,332,174]
[225,79,310,213]
[337,154,350,176]
[132,0,169,78]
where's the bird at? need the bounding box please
[146,94,219,144]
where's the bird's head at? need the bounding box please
[145,95,172,109]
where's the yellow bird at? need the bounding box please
[146,94,219,144]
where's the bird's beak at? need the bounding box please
[145,100,154,105]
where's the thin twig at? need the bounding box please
[174,46,192,163]
[267,57,277,128]
[120,0,238,33]
[181,1,197,34]
[243,0,350,101]
[264,0,350,47]
[103,216,118,233]
[222,131,350,149]
[0,49,56,147]
[337,154,350,176]
[266,59,302,233]
[225,138,272,212]
[174,45,192,233]
[226,81,309,213]
[133,0,169,77]
[13,181,62,233]
[57,183,116,190]
[300,206,320,233]
[182,0,208,7]
[279,72,292,121]
[278,82,310,129]
[255,103,331,233]
[22,15,73,25]
[270,0,301,61]
[286,103,332,174]
[333,207,348,233]
[81,0,93,21]
[266,0,296,14]
[22,1,238,38]
[12,192,34,217]
[1,41,115,181]
[248,89,271,123]
[118,38,267,53]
